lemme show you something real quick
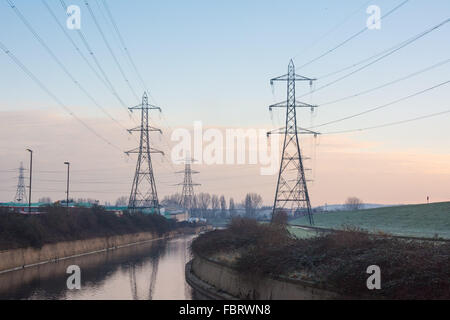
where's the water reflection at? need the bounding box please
[0,234,195,300]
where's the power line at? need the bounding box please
[42,0,132,128]
[298,18,450,99]
[58,0,132,117]
[6,0,128,132]
[97,0,163,120]
[295,0,410,71]
[83,0,140,103]
[77,0,181,165]
[100,0,148,94]
[311,80,450,129]
[318,31,447,80]
[322,108,450,135]
[292,0,372,61]
[319,58,450,106]
[0,40,122,152]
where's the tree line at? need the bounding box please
[160,192,266,219]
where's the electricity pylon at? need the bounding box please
[176,157,200,215]
[267,60,319,225]
[14,162,27,203]
[126,92,163,213]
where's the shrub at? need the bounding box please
[191,220,450,299]
[0,207,177,250]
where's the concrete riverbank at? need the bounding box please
[0,226,210,274]
[187,254,347,300]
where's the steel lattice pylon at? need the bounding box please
[14,162,27,203]
[268,60,319,225]
[176,157,200,216]
[126,92,163,213]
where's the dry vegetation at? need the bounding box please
[0,206,178,250]
[191,218,450,300]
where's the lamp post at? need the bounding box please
[64,162,70,212]
[26,149,33,213]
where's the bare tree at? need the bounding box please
[344,197,364,211]
[76,198,99,205]
[198,193,211,216]
[161,193,182,207]
[229,197,236,217]
[211,194,220,211]
[244,193,263,217]
[115,196,128,206]
[220,195,227,218]
[38,197,52,204]
[187,194,200,217]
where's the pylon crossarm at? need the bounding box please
[266,127,286,136]
[148,104,162,111]
[128,104,161,111]
[270,73,289,84]
[125,147,164,155]
[127,126,140,133]
[288,167,312,172]
[269,100,318,110]
[269,101,289,109]
[149,148,164,155]
[296,127,321,135]
[176,169,199,174]
[175,182,201,186]
[148,126,163,133]
[127,126,162,133]
[295,101,318,108]
[270,74,316,85]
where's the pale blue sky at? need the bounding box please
[0,0,449,204]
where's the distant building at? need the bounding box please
[0,202,48,214]
[0,201,186,221]
[162,207,188,222]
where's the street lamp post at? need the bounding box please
[64,162,70,212]
[26,149,33,213]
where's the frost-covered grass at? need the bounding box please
[290,202,450,239]
[287,226,317,239]
[192,218,450,299]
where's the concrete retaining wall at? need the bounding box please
[0,231,169,273]
[190,255,345,300]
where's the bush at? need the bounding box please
[0,207,177,250]
[191,217,293,259]
[191,220,450,299]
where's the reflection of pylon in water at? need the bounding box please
[183,235,193,298]
[128,248,161,300]
[148,255,159,300]
[267,60,319,225]
[129,264,138,300]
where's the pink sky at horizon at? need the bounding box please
[1,110,448,207]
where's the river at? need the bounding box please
[0,234,197,300]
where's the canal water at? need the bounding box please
[0,234,197,300]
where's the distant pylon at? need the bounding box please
[14,162,27,203]
[267,60,319,225]
[176,157,200,215]
[126,92,163,213]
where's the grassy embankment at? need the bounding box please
[192,218,450,300]
[290,202,450,239]
[0,206,182,251]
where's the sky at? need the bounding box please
[0,0,449,206]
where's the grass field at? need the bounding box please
[290,202,450,239]
[287,227,318,239]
